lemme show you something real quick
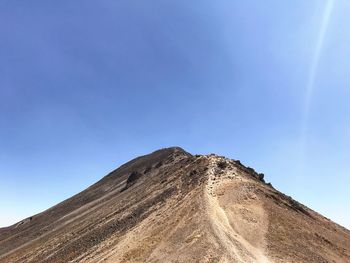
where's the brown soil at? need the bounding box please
[0,147,349,262]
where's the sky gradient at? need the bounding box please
[1,0,350,229]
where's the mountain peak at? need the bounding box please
[0,149,349,263]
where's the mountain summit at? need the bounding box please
[0,147,349,263]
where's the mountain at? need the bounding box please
[0,147,349,263]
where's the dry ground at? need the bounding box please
[0,147,349,262]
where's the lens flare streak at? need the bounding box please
[302,0,335,137]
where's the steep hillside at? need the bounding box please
[0,147,349,263]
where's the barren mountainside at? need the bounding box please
[0,147,349,263]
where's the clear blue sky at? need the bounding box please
[1,0,349,229]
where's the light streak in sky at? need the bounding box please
[301,0,335,146]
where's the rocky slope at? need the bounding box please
[0,147,349,263]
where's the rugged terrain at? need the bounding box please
[0,147,349,263]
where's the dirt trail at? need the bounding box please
[205,157,270,263]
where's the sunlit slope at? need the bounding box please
[0,148,349,263]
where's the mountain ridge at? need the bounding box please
[1,147,349,262]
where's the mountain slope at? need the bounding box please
[0,147,349,263]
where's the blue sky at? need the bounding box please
[1,0,349,229]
